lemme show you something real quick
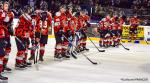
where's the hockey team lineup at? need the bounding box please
[0,1,150,83]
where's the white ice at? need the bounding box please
[2,37,150,83]
[3,19,149,83]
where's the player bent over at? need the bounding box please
[15,6,32,69]
[0,2,8,81]
[129,15,140,41]
[111,16,120,47]
[54,6,70,60]
[3,1,14,72]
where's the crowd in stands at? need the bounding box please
[1,0,150,25]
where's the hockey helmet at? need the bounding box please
[40,1,48,11]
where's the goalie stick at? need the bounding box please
[67,35,78,59]
[62,34,98,65]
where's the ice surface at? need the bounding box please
[2,37,150,83]
[3,19,149,83]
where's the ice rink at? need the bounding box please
[3,37,150,83]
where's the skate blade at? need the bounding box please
[26,65,32,67]
[54,58,63,61]
[3,70,12,73]
[38,61,43,64]
[15,67,27,70]
[63,58,70,60]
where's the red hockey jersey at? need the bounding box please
[66,12,77,33]
[112,22,119,30]
[54,12,61,33]
[15,14,32,38]
[0,10,6,38]
[68,16,77,33]
[36,11,52,35]
[77,15,85,30]
[98,20,107,30]
[60,13,68,33]
[130,17,140,25]
[3,11,14,37]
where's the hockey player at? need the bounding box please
[76,10,85,52]
[105,15,112,47]
[29,2,52,62]
[28,6,41,62]
[98,18,108,47]
[74,11,82,53]
[54,11,62,59]
[116,16,125,46]
[54,5,70,60]
[0,2,8,81]
[2,1,14,72]
[15,5,32,69]
[129,15,140,41]
[77,10,90,51]
[102,15,112,48]
[28,12,40,63]
[65,6,73,55]
[98,15,113,48]
[60,6,71,59]
[66,6,78,57]
[111,16,120,47]
[37,3,52,62]
[81,10,90,51]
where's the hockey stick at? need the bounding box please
[33,37,41,70]
[28,45,39,50]
[15,36,38,50]
[72,32,80,55]
[87,36,105,52]
[75,31,105,52]
[3,22,34,50]
[145,40,149,44]
[27,14,40,70]
[63,34,98,65]
[68,47,78,59]
[109,31,130,51]
[61,33,77,59]
[33,15,47,70]
[110,32,130,51]
[15,36,26,49]
[120,42,130,50]
[34,46,39,70]
[88,29,129,51]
